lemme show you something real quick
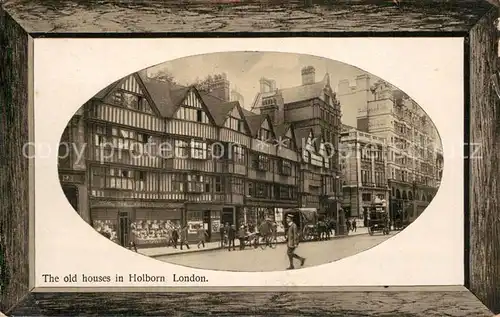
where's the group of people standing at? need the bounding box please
[219,218,278,251]
[345,218,358,233]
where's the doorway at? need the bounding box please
[118,211,130,247]
[202,211,211,242]
[62,185,79,213]
[222,207,234,226]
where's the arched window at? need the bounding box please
[402,190,407,200]
[396,189,401,199]
[408,191,413,200]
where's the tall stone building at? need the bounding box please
[337,75,443,225]
[340,124,389,223]
[251,66,343,222]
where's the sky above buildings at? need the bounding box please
[146,52,376,127]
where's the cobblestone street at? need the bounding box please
[156,232,397,271]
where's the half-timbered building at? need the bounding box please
[250,66,342,220]
[58,69,341,247]
[240,111,301,227]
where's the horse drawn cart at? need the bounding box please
[283,208,319,241]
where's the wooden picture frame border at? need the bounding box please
[1,1,499,315]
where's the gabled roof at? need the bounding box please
[244,114,265,137]
[94,79,121,100]
[201,93,237,126]
[251,73,332,111]
[275,123,299,151]
[136,72,190,118]
[200,95,251,134]
[136,72,220,125]
[295,127,318,152]
[240,110,276,140]
[273,123,290,138]
[241,108,258,117]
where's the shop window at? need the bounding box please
[131,219,181,246]
[362,193,372,202]
[93,220,119,244]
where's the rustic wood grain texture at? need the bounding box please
[0,5,31,315]
[0,0,495,33]
[469,5,500,315]
[7,290,495,316]
[1,0,499,316]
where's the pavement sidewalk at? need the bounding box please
[138,227,369,258]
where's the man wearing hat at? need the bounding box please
[286,214,306,270]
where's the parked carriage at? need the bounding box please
[283,208,319,241]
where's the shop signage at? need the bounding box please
[90,200,184,209]
[187,220,203,234]
[59,173,85,184]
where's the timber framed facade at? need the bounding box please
[58,71,341,247]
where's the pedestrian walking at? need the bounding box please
[219,225,226,248]
[180,225,190,250]
[128,229,138,252]
[224,223,231,246]
[171,227,179,249]
[238,225,246,250]
[352,219,357,232]
[286,214,305,270]
[228,224,237,251]
[197,225,208,248]
[346,219,351,234]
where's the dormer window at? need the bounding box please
[258,128,271,141]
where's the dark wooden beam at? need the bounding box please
[469,5,500,314]
[0,5,31,314]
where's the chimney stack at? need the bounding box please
[196,73,230,101]
[301,66,316,85]
[259,77,277,93]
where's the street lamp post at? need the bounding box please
[335,175,345,236]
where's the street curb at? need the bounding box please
[146,232,371,258]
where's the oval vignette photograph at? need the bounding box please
[58,51,444,272]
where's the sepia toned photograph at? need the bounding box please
[57,51,443,272]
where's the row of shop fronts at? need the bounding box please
[63,180,340,248]
[89,202,293,248]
